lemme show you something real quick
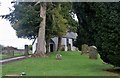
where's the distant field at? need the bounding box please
[2,51,120,76]
[0,53,24,60]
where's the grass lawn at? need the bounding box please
[0,53,25,60]
[2,51,120,76]
[0,51,33,60]
[0,54,13,60]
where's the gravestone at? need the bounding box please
[24,45,29,56]
[56,54,62,60]
[5,72,26,76]
[81,44,89,55]
[89,46,98,59]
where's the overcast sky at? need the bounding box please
[0,0,33,49]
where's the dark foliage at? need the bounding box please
[73,2,120,66]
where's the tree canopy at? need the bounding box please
[2,2,41,39]
[1,2,77,39]
[73,2,120,67]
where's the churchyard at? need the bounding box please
[0,2,120,78]
[2,51,120,76]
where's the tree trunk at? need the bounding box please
[46,38,50,54]
[57,36,62,51]
[34,3,46,57]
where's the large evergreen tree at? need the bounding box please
[92,3,120,66]
[73,3,95,50]
[73,2,120,66]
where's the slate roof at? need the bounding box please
[64,32,77,39]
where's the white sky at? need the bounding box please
[0,0,33,49]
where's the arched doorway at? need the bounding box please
[49,39,55,52]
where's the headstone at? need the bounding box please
[81,44,89,55]
[89,46,98,59]
[24,45,29,56]
[5,74,21,76]
[56,54,62,60]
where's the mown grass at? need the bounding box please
[2,51,119,76]
[0,53,25,60]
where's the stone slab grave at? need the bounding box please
[5,72,26,76]
[88,46,98,59]
[81,44,89,55]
